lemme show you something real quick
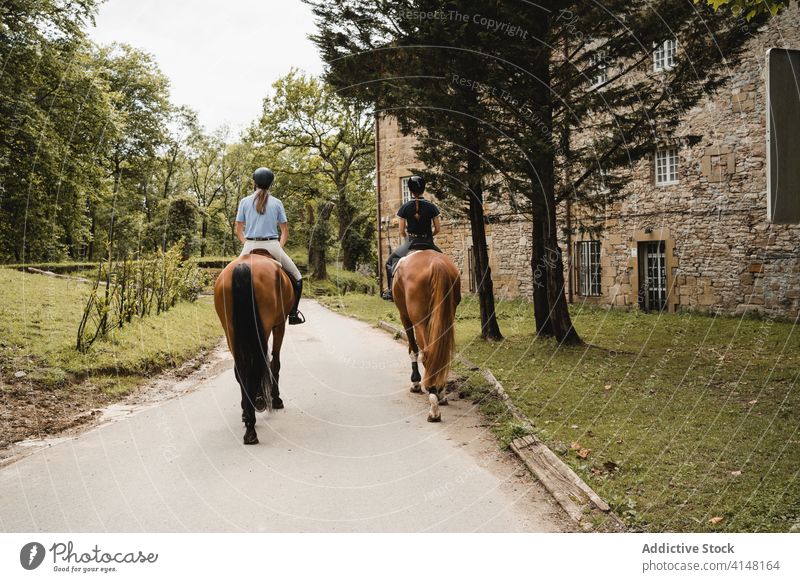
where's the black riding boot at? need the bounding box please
[381,264,394,301]
[288,278,305,325]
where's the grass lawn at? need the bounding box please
[319,292,800,533]
[0,268,222,388]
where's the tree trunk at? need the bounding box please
[530,206,553,337]
[466,141,503,341]
[536,160,581,345]
[527,34,580,345]
[200,216,207,257]
[308,201,331,280]
[88,207,96,262]
[336,195,357,271]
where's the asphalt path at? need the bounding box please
[0,301,568,532]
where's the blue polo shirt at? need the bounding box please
[236,192,287,239]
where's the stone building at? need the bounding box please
[375,7,800,319]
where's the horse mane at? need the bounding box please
[423,256,461,390]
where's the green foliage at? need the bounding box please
[164,194,200,256]
[76,244,205,351]
[251,71,376,274]
[0,0,109,262]
[699,0,795,20]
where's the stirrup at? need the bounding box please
[288,310,306,325]
[381,289,393,301]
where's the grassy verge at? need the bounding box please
[0,269,221,388]
[319,292,800,533]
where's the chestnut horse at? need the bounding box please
[392,250,461,422]
[214,252,294,444]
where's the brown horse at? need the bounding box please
[214,252,294,444]
[392,250,461,422]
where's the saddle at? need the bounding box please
[408,239,442,252]
[250,248,278,261]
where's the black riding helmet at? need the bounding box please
[408,175,425,195]
[253,167,275,190]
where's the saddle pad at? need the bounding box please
[393,250,421,274]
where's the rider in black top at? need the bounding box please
[381,176,442,301]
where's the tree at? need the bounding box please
[306,0,505,340]
[92,43,171,260]
[184,126,233,257]
[164,194,199,257]
[0,0,110,262]
[251,71,376,272]
[306,0,766,344]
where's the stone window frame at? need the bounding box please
[655,147,679,186]
[589,49,609,89]
[576,240,602,296]
[628,228,679,313]
[653,39,678,72]
[400,176,412,204]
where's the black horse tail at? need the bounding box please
[232,263,272,414]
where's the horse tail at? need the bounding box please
[424,258,459,390]
[232,263,272,413]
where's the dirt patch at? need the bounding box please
[0,341,232,465]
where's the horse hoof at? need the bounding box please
[254,394,267,413]
[427,414,441,423]
[438,397,449,406]
[410,383,422,393]
[272,398,284,410]
[243,428,259,445]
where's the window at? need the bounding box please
[589,50,608,89]
[655,147,679,185]
[653,39,677,72]
[400,176,412,203]
[576,241,602,297]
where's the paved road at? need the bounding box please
[0,302,568,532]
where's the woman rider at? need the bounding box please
[381,175,442,301]
[236,167,305,325]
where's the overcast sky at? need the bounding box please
[89,0,324,133]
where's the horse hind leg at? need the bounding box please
[270,323,286,409]
[427,387,441,423]
[401,314,422,393]
[409,350,422,393]
[237,369,258,445]
[270,350,283,409]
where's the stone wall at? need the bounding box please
[376,7,800,319]
[571,5,800,318]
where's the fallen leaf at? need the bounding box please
[604,384,612,391]
[570,441,582,450]
[14,371,26,378]
[570,424,579,429]
[577,448,591,459]
[749,399,758,405]
[731,470,742,476]
[709,516,724,525]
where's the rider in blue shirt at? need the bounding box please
[236,167,305,325]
